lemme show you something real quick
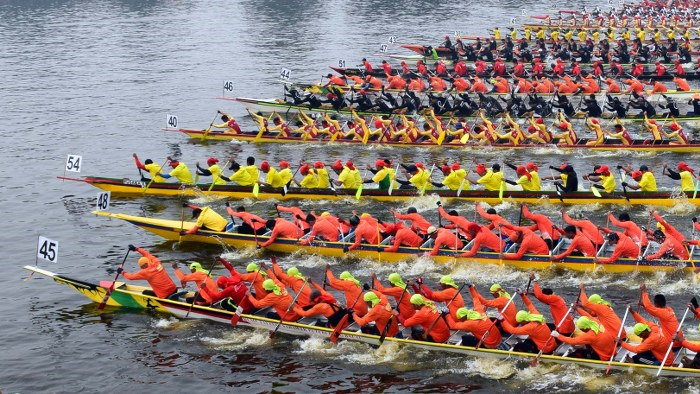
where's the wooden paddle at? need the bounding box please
[202,111,221,141]
[531,288,580,367]
[656,305,690,376]
[475,287,516,349]
[377,286,408,346]
[423,283,467,341]
[330,288,364,344]
[185,258,217,318]
[618,167,630,202]
[270,278,308,338]
[605,305,630,375]
[208,160,230,192]
[388,162,401,196]
[143,158,170,194]
[97,248,131,310]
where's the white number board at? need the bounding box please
[280,68,291,81]
[65,155,82,173]
[166,114,178,129]
[388,36,397,43]
[223,80,234,92]
[96,191,111,211]
[338,60,346,68]
[380,44,388,53]
[37,236,58,263]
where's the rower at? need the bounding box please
[364,159,395,191]
[504,166,538,191]
[259,161,285,188]
[448,307,503,349]
[498,223,550,259]
[643,115,663,142]
[372,272,414,321]
[577,285,625,339]
[347,213,382,251]
[227,162,255,186]
[595,231,640,264]
[332,160,362,189]
[267,262,313,307]
[460,222,504,257]
[605,121,632,145]
[584,165,616,193]
[245,278,302,321]
[528,273,574,334]
[292,289,342,326]
[312,161,330,188]
[120,244,177,299]
[133,154,166,183]
[552,225,596,260]
[649,209,686,243]
[425,226,464,256]
[172,261,217,305]
[353,292,399,336]
[562,211,604,247]
[402,294,451,343]
[661,122,689,145]
[293,164,319,188]
[662,161,697,191]
[210,111,242,134]
[467,163,503,191]
[551,114,578,145]
[415,275,464,318]
[261,217,303,247]
[619,309,674,366]
[196,157,228,185]
[156,158,194,184]
[639,284,684,350]
[269,115,293,138]
[183,204,228,234]
[324,73,346,87]
[325,265,367,317]
[397,164,430,190]
[552,316,616,361]
[275,204,310,233]
[521,204,560,248]
[225,205,267,235]
[607,211,647,249]
[432,163,467,190]
[470,284,517,326]
[643,229,689,260]
[203,274,253,313]
[584,118,605,146]
[501,292,555,354]
[392,207,432,235]
[299,214,340,245]
[236,262,268,300]
[249,111,270,135]
[437,203,475,236]
[620,165,657,192]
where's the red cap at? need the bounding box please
[279,160,290,168]
[560,163,568,170]
[451,163,460,171]
[345,161,355,170]
[678,162,694,173]
[415,162,425,169]
[373,119,383,128]
[207,157,219,166]
[314,161,324,169]
[300,164,310,175]
[558,122,568,130]
[527,125,536,133]
[588,118,599,125]
[169,161,179,167]
[630,170,643,179]
[260,161,270,171]
[441,165,450,174]
[332,160,343,171]
[375,160,387,168]
[526,162,538,171]
[475,163,486,174]
[595,165,610,174]
[535,118,544,124]
[670,123,680,131]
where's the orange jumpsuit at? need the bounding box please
[293,302,338,319]
[471,287,517,326]
[438,206,475,235]
[420,285,464,317]
[226,209,266,231]
[653,212,686,243]
[578,290,624,337]
[477,205,515,238]
[564,213,604,245]
[395,212,433,234]
[522,205,560,241]
[502,295,555,353]
[430,228,464,255]
[269,264,313,307]
[348,219,380,250]
[597,232,639,263]
[501,224,549,259]
[174,268,217,303]
[403,305,451,343]
[533,283,575,334]
[446,314,502,348]
[372,280,414,320]
[326,271,368,316]
[645,236,689,260]
[641,291,683,346]
[553,232,596,259]
[276,205,311,231]
[608,213,647,246]
[353,302,399,337]
[557,327,616,360]
[247,285,301,322]
[461,226,503,257]
[122,248,177,298]
[301,218,339,244]
[261,218,302,247]
[620,312,673,365]
[384,228,423,252]
[238,271,267,300]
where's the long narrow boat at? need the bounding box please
[23,265,700,378]
[387,53,683,68]
[457,34,700,45]
[91,211,698,274]
[226,97,700,123]
[61,175,700,206]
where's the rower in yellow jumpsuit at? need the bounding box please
[440,164,468,190]
[248,110,271,135]
[196,157,227,185]
[552,113,577,145]
[468,163,503,191]
[577,30,587,42]
[228,162,254,186]
[643,115,663,143]
[478,110,498,141]
[492,27,501,40]
[259,161,286,188]
[313,162,330,188]
[585,118,605,146]
[496,114,525,145]
[525,117,551,144]
[586,165,616,193]
[295,164,319,188]
[133,154,167,183]
[524,27,532,40]
[563,29,574,41]
[536,28,546,40]
[604,119,631,145]
[661,121,688,145]
[663,162,696,191]
[621,30,631,41]
[550,30,560,41]
[160,160,194,184]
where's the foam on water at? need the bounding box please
[153,317,181,329]
[443,357,518,379]
[200,329,271,351]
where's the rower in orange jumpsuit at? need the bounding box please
[644,230,689,260]
[529,275,574,334]
[447,305,502,348]
[552,225,597,260]
[499,223,550,259]
[470,77,488,93]
[607,211,647,247]
[293,290,341,323]
[621,311,674,366]
[552,316,616,360]
[460,223,503,257]
[501,293,556,354]
[121,246,177,299]
[596,231,640,264]
[403,294,451,343]
[325,266,367,316]
[604,78,621,93]
[651,210,686,243]
[428,227,464,255]
[470,284,517,326]
[276,204,311,232]
[393,207,433,235]
[562,212,604,246]
[625,78,645,94]
[521,204,560,245]
[438,205,476,236]
[577,285,625,339]
[226,206,267,233]
[173,261,217,304]
[260,218,302,247]
[347,214,381,251]
[476,204,515,238]
[372,272,414,321]
[384,226,423,252]
[353,292,399,336]
[246,278,301,322]
[418,275,464,317]
[639,284,683,347]
[300,215,340,245]
[267,262,313,307]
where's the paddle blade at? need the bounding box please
[362,130,370,145]
[499,181,505,200]
[694,180,699,200]
[330,315,349,344]
[252,183,260,198]
[230,306,243,326]
[437,130,446,145]
[590,185,602,198]
[355,185,363,200]
[97,291,112,310]
[330,132,339,142]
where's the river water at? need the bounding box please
[2,0,700,392]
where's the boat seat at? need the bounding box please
[551,238,570,255]
[225,222,236,232]
[595,241,609,257]
[420,239,435,249]
[690,245,700,260]
[505,243,520,253]
[462,239,475,250]
[381,236,394,245]
[262,230,272,236]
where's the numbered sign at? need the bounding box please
[388,36,397,44]
[280,68,291,81]
[454,30,464,37]
[65,155,82,173]
[96,191,111,211]
[338,60,346,68]
[510,17,516,25]
[521,9,526,15]
[380,44,388,53]
[37,236,58,264]
[223,80,234,93]
[166,114,178,129]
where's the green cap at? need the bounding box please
[515,310,545,323]
[410,294,427,306]
[364,292,380,307]
[262,279,281,295]
[339,271,360,286]
[576,316,600,334]
[286,266,304,279]
[456,308,482,320]
[246,263,259,272]
[633,323,650,336]
[439,275,458,289]
[588,294,611,306]
[490,283,502,293]
[388,272,406,289]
